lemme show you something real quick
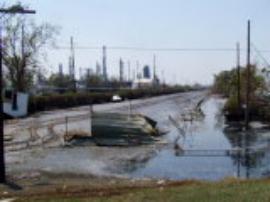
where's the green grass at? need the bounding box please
[14,179,270,202]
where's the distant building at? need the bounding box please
[79,67,83,80]
[143,65,151,79]
[58,63,63,76]
[132,78,153,89]
[96,62,101,76]
[86,68,94,77]
[68,56,75,79]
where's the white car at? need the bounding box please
[112,94,122,102]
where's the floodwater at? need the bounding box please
[129,98,270,180]
[7,95,270,181]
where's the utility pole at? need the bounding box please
[153,54,156,80]
[245,20,251,130]
[0,20,4,184]
[0,6,36,183]
[236,42,241,114]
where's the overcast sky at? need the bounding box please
[5,0,270,84]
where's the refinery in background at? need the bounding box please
[35,39,163,94]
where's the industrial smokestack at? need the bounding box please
[119,58,124,82]
[102,46,107,81]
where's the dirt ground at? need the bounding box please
[0,173,202,200]
[1,174,270,202]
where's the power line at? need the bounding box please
[53,46,236,51]
[251,42,270,68]
[52,45,270,53]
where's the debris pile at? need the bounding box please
[92,112,158,146]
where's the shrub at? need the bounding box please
[28,86,195,114]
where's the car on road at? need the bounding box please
[112,94,122,102]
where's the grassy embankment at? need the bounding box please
[4,178,270,202]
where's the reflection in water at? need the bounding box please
[224,127,268,179]
[108,148,160,174]
[214,100,226,129]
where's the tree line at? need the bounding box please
[212,65,269,121]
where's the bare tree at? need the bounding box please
[2,3,59,92]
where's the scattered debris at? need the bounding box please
[169,98,206,155]
[157,179,166,185]
[4,135,13,142]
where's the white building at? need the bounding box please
[132,78,154,89]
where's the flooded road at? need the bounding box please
[6,92,270,180]
[128,98,270,180]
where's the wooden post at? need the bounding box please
[245,20,251,130]
[65,117,68,137]
[236,42,241,114]
[89,105,92,135]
